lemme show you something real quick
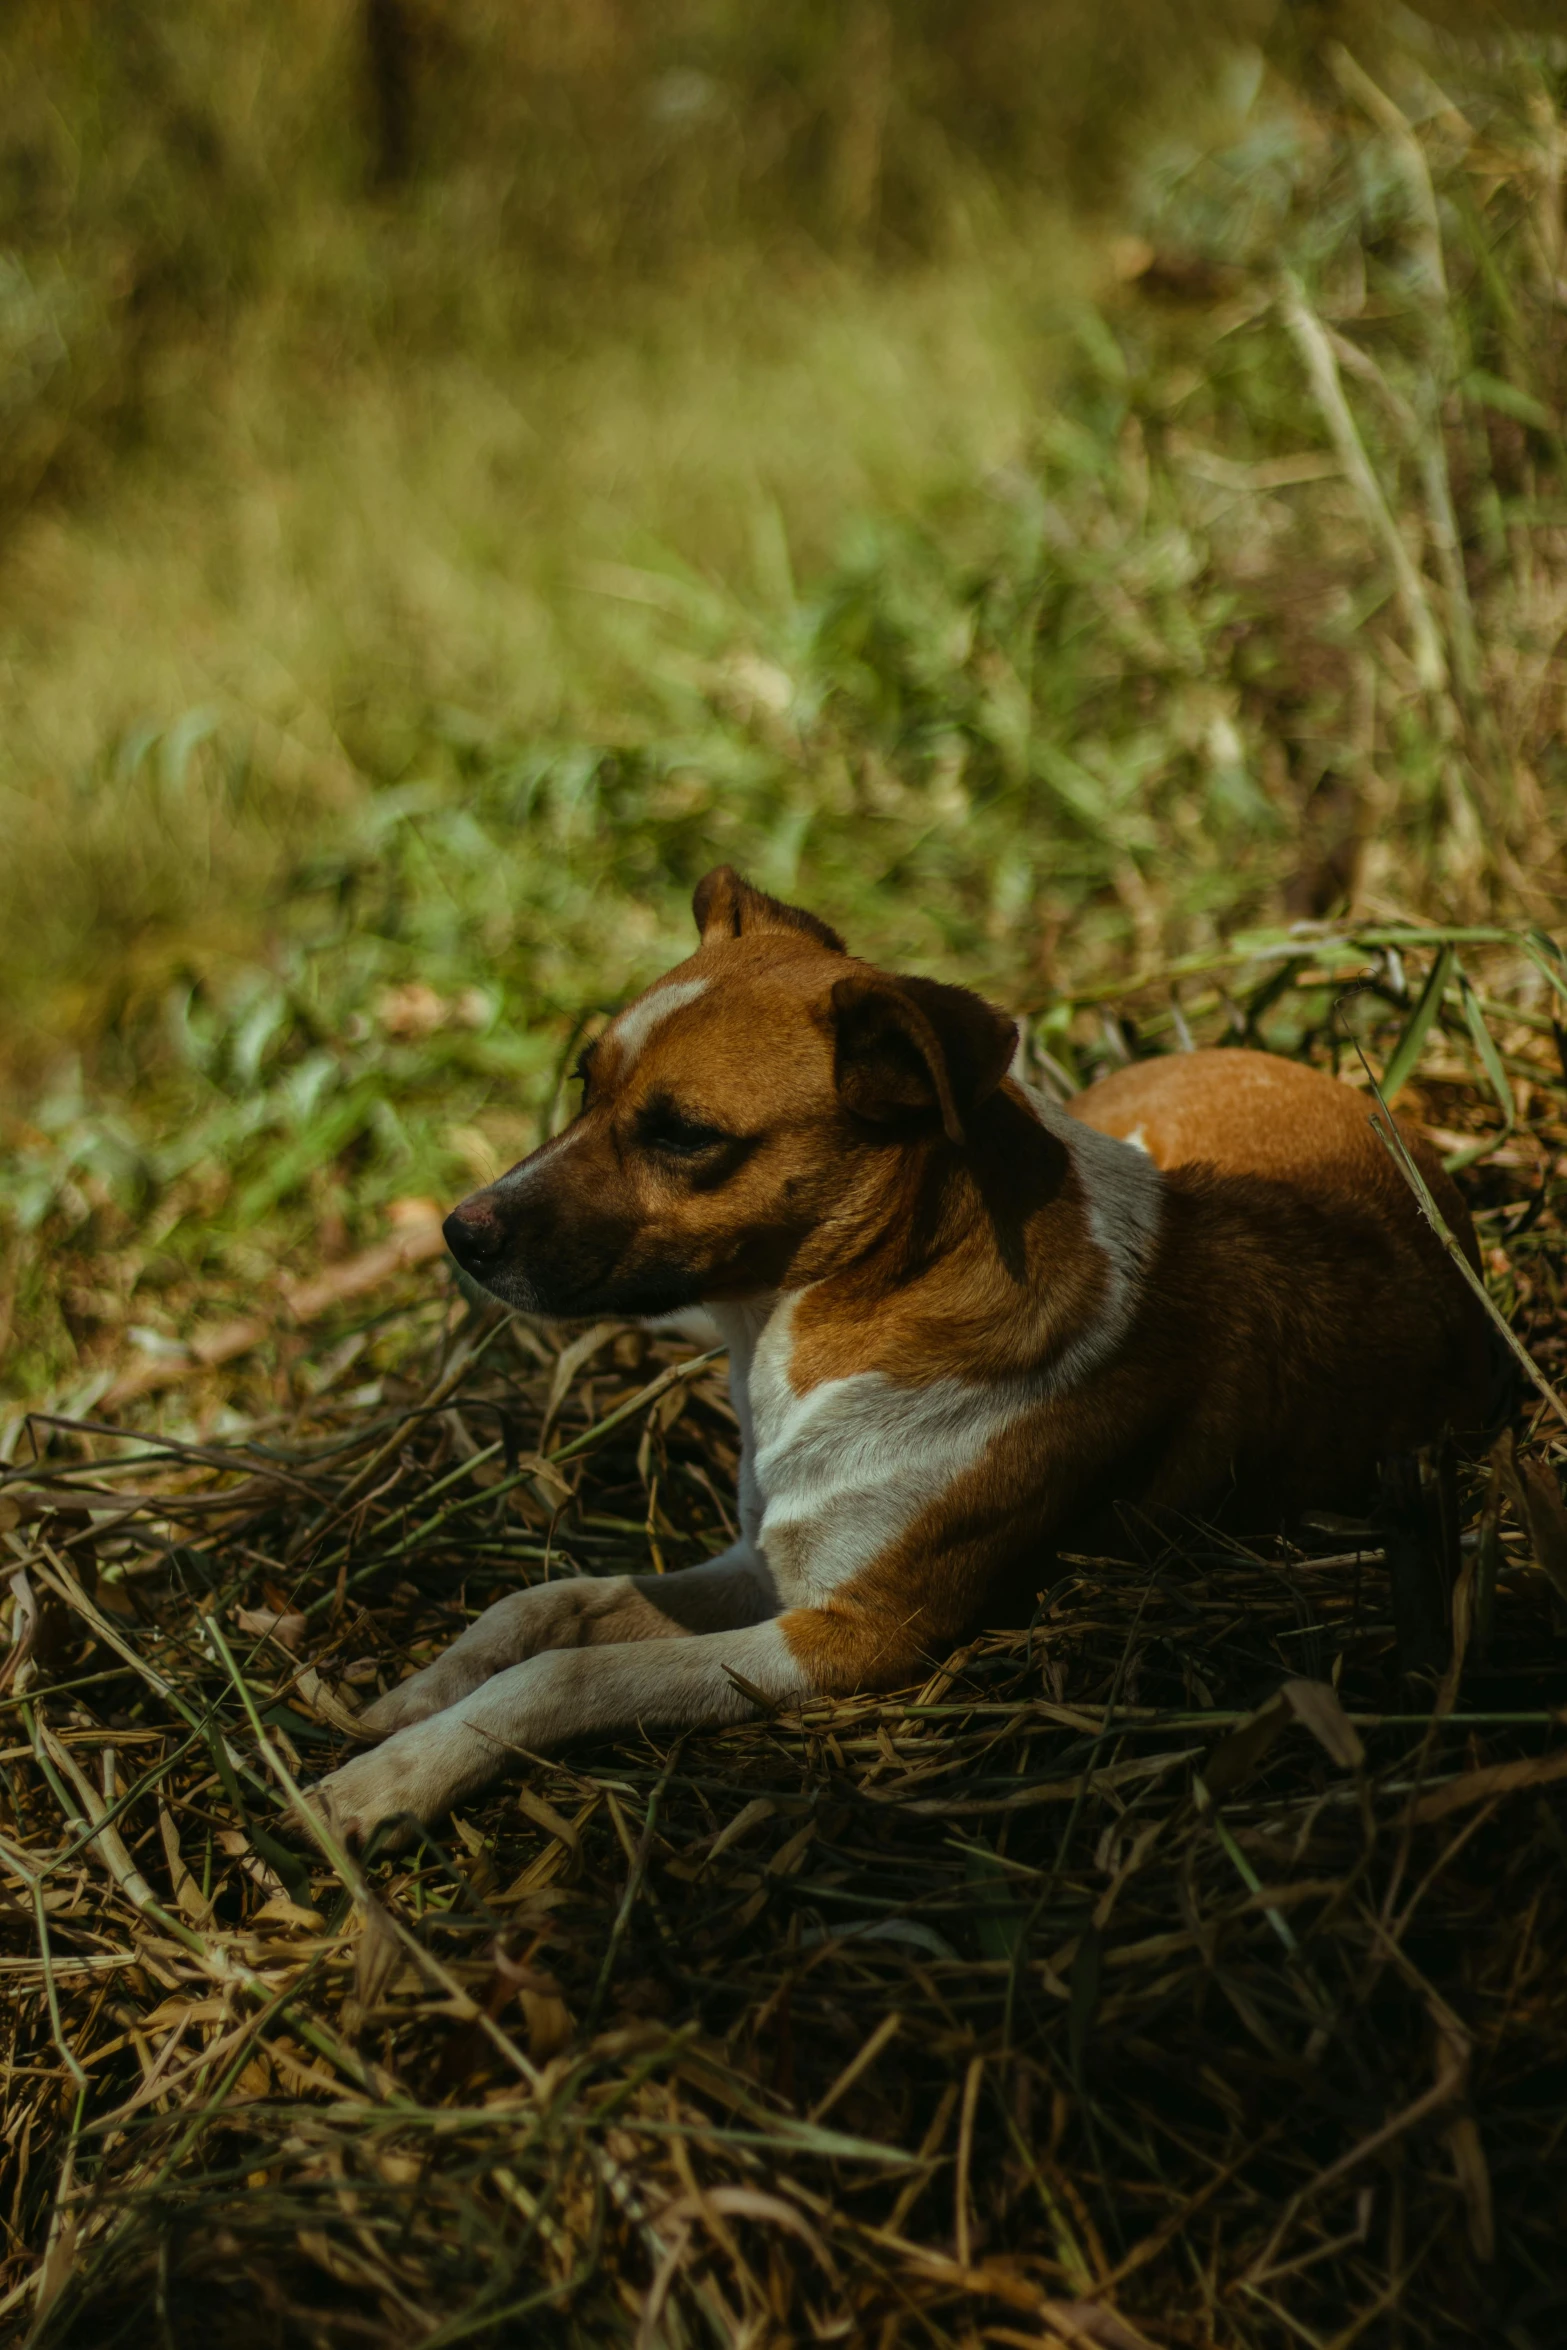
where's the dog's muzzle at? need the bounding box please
[443,1202,508,1276]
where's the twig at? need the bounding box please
[1366,1101,1567,1435]
[1279,271,1447,695]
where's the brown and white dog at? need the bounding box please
[315,867,1487,1842]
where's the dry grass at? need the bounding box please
[3,938,1567,2348]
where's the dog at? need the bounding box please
[314,866,1487,1843]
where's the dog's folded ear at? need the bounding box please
[693,865,846,953]
[830,973,1017,1145]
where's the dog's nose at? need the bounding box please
[443,1202,507,1270]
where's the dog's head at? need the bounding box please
[443,866,1019,1316]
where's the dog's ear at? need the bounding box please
[693,865,845,953]
[830,973,1017,1145]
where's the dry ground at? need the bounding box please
[3,937,1567,2348]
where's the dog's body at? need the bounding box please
[315,870,1486,1841]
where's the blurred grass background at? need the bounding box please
[1,0,1566,1414]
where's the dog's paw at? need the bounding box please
[310,1721,472,1851]
[355,1642,506,1736]
[356,1669,454,1739]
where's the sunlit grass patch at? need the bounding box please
[1,30,1566,1408]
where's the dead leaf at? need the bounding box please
[1199,1694,1292,1800]
[1281,1678,1366,1770]
[294,1667,371,1738]
[32,2194,78,2323]
[1410,1744,1567,1822]
[235,1605,306,1653]
[538,1322,621,1448]
[702,1795,777,1866]
[216,1827,285,1897]
[141,1993,229,2031]
[1518,1459,1567,1606]
[1,1566,38,1696]
[157,1800,215,1925]
[516,1982,574,2060]
[767,1819,818,1876]
[375,982,449,1039]
[1202,1678,1364,1803]
[517,1785,583,1858]
[639,2185,835,2350]
[1038,2305,1163,2350]
[1443,2110,1495,2261]
[249,1893,326,1933]
[352,1897,403,2016]
[232,2053,273,2099]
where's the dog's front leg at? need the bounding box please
[355,1541,776,1737]
[313,1597,921,1847]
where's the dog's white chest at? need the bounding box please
[708,1294,1027,1608]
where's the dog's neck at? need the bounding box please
[705,1088,1163,1604]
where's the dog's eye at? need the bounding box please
[637,1103,731,1158]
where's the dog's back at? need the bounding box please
[1070,1046,1472,1227]
[1067,1048,1490,1515]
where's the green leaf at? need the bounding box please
[205,1727,249,1814]
[1380,944,1454,1103]
[233,1081,380,1228]
[1032,742,1115,842]
[1463,369,1555,434]
[261,1703,334,1746]
[1068,1926,1102,2081]
[247,1821,314,1909]
[963,1839,1025,1960]
[1458,973,1513,1130]
[1525,931,1567,1007]
[204,1723,312,1905]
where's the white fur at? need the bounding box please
[608,975,710,1068]
[355,1541,779,1735]
[642,1306,723,1347]
[324,1617,809,1836]
[714,1293,1029,1607]
[1019,1079,1163,1380]
[706,1296,776,1551]
[489,1118,582,1202]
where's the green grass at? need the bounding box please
[2,15,1566,1418]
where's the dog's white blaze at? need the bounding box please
[609,975,710,1069]
[490,1117,582,1202]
